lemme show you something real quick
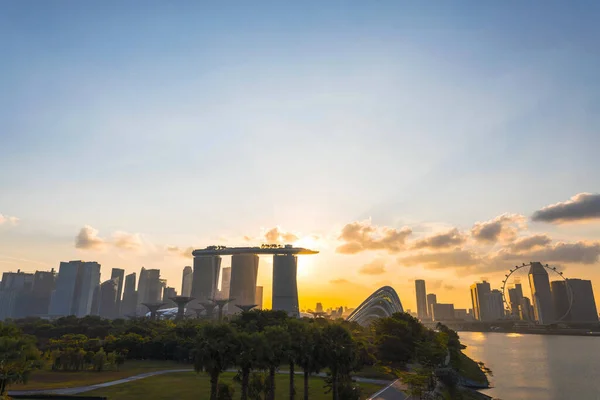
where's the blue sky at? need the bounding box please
[2,2,600,310]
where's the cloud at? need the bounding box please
[531,193,600,224]
[330,278,350,284]
[0,214,19,226]
[490,241,600,270]
[166,245,194,259]
[264,227,299,244]
[359,259,387,275]
[75,225,107,250]
[113,231,143,250]
[397,248,481,269]
[509,234,552,252]
[412,228,466,249]
[471,214,526,243]
[336,220,412,254]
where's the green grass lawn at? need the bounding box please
[10,360,183,390]
[85,371,384,400]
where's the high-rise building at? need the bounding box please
[98,279,119,319]
[230,254,259,312]
[121,273,137,317]
[110,268,125,315]
[181,266,193,297]
[508,284,524,318]
[219,267,231,300]
[272,254,299,316]
[0,270,34,320]
[528,262,555,324]
[486,289,505,320]
[163,286,177,308]
[415,280,428,320]
[454,309,469,320]
[316,302,323,313]
[192,256,222,302]
[255,286,264,309]
[551,280,570,321]
[567,279,598,323]
[49,261,100,317]
[470,281,491,321]
[25,270,56,317]
[431,303,455,321]
[426,293,437,317]
[519,296,534,321]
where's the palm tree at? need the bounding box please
[264,325,291,400]
[236,331,269,400]
[193,323,237,400]
[320,323,357,400]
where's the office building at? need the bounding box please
[508,283,524,318]
[23,270,56,317]
[519,297,534,321]
[230,254,259,311]
[316,302,323,313]
[470,281,491,321]
[0,270,34,320]
[272,254,299,316]
[454,309,469,320]
[49,261,101,317]
[181,266,193,297]
[98,278,119,319]
[551,280,570,321]
[431,303,455,321]
[255,286,264,310]
[528,262,555,324]
[219,267,231,300]
[121,273,137,317]
[192,256,222,302]
[426,293,437,317]
[415,280,428,320]
[486,289,505,320]
[110,268,125,315]
[567,279,598,323]
[162,286,177,308]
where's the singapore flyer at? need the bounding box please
[501,261,573,323]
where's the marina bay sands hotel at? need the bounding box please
[191,245,318,316]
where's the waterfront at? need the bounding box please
[460,332,600,400]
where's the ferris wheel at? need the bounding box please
[500,262,573,322]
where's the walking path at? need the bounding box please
[367,379,408,400]
[9,369,398,397]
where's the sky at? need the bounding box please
[1,1,600,312]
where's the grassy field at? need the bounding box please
[10,360,183,390]
[85,371,384,400]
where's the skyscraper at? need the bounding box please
[49,261,100,317]
[255,286,264,310]
[520,297,534,321]
[486,289,505,320]
[230,254,259,312]
[415,280,428,320]
[528,262,555,324]
[218,267,231,300]
[26,270,56,317]
[470,281,491,321]
[181,266,193,297]
[110,268,125,315]
[98,278,119,319]
[426,293,437,317]
[162,286,177,308]
[0,270,34,320]
[508,283,524,318]
[121,272,137,317]
[567,278,598,323]
[192,256,222,302]
[551,280,570,321]
[272,254,299,316]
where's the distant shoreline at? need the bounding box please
[457,328,600,337]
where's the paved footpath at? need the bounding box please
[367,379,409,400]
[9,369,400,397]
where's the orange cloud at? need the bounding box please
[336,220,412,254]
[471,213,526,243]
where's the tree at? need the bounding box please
[263,326,290,400]
[320,324,358,400]
[0,324,41,395]
[294,322,323,400]
[397,369,430,400]
[193,323,237,400]
[235,331,268,400]
[92,348,107,372]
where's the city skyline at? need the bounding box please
[2,2,600,311]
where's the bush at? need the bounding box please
[216,382,235,400]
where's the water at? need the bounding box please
[460,332,600,400]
